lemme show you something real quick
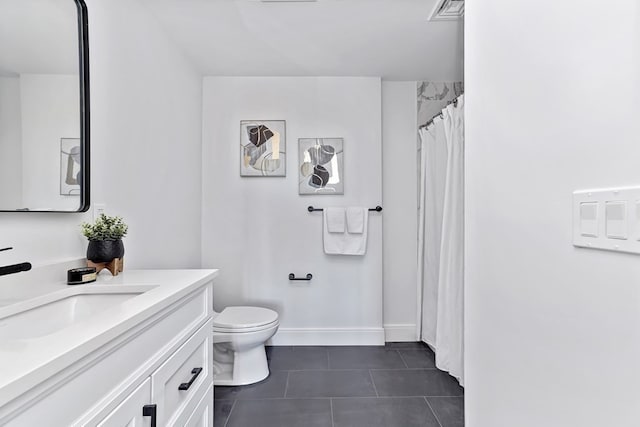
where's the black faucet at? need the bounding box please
[0,247,32,277]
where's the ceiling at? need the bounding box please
[139,0,464,81]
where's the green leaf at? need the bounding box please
[81,214,128,241]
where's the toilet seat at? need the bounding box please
[212,320,279,334]
[213,306,279,331]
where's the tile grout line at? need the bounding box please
[330,397,335,427]
[424,397,444,427]
[368,369,380,398]
[223,399,238,427]
[268,368,441,372]
[397,350,409,369]
[219,395,461,401]
[283,370,290,398]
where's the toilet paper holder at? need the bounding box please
[289,273,313,281]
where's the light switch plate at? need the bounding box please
[573,186,640,254]
[93,203,106,222]
[636,201,640,241]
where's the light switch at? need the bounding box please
[579,202,598,237]
[606,201,627,240]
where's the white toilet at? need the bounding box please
[212,306,279,386]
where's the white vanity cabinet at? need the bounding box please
[89,320,213,427]
[97,379,152,426]
[0,272,216,427]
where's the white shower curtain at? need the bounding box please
[417,95,464,385]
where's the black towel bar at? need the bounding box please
[307,206,382,212]
[289,273,313,281]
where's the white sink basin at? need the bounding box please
[0,286,155,341]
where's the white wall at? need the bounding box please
[87,0,203,269]
[0,0,203,269]
[0,76,22,208]
[202,76,384,345]
[381,81,463,342]
[20,74,79,210]
[465,1,640,426]
[381,81,418,341]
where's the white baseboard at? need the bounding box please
[268,327,385,346]
[383,324,418,342]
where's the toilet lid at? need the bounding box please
[213,306,279,330]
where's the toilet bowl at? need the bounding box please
[212,306,279,386]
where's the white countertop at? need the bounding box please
[0,264,218,408]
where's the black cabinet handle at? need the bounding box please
[142,404,157,427]
[289,273,312,281]
[178,367,203,391]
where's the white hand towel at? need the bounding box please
[323,207,369,255]
[346,207,365,234]
[324,207,346,233]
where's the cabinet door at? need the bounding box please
[97,378,152,427]
[184,384,213,427]
[151,321,212,425]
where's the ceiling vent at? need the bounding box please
[429,0,464,21]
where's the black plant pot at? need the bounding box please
[87,239,125,263]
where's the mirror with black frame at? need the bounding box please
[0,0,89,212]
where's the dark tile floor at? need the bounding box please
[214,342,464,427]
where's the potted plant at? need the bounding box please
[81,214,128,264]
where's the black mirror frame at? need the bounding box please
[0,0,90,213]
[76,0,90,212]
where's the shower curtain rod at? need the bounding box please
[418,92,464,130]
